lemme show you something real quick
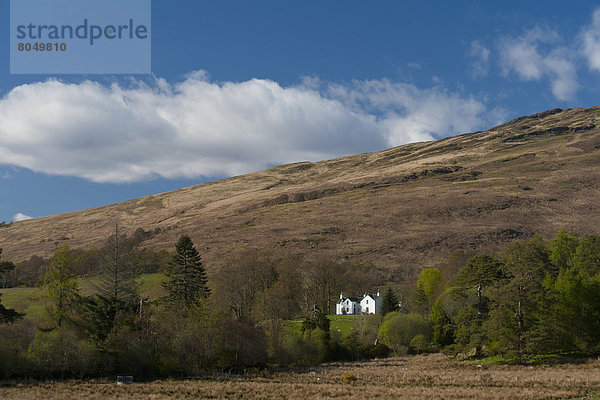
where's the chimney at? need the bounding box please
[340,292,344,300]
[377,290,380,297]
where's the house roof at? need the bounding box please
[361,293,380,301]
[338,293,381,304]
[338,296,361,304]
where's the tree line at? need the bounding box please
[0,227,170,288]
[376,230,600,360]
[0,226,396,379]
[1,228,599,380]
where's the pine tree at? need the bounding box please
[456,254,504,320]
[84,224,138,345]
[94,223,138,307]
[487,238,550,358]
[431,298,454,347]
[44,244,79,327]
[163,235,210,308]
[380,286,400,316]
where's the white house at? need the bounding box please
[360,292,381,314]
[336,291,381,315]
[336,294,361,315]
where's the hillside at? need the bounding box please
[2,106,600,278]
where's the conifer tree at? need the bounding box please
[83,224,138,345]
[380,286,400,316]
[94,223,138,307]
[456,254,504,320]
[163,235,209,308]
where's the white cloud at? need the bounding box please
[499,27,578,101]
[0,74,492,183]
[544,49,578,101]
[325,79,488,146]
[468,41,490,78]
[581,8,600,72]
[12,213,32,222]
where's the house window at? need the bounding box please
[366,307,369,313]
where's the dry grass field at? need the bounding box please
[1,354,599,399]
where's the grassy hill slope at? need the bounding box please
[2,107,600,279]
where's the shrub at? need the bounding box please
[378,312,432,355]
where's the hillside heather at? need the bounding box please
[2,107,600,279]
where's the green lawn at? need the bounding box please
[286,314,365,338]
[0,285,46,317]
[0,273,168,318]
[3,278,364,335]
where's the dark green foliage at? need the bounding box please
[163,235,209,308]
[431,298,454,347]
[380,286,400,316]
[0,293,23,323]
[407,285,430,315]
[456,254,504,319]
[0,249,23,323]
[449,254,504,351]
[357,342,390,359]
[0,320,36,379]
[378,312,431,355]
[84,225,138,344]
[529,269,600,354]
[454,304,481,349]
[456,254,504,288]
[428,231,600,360]
[301,307,330,337]
[80,294,137,346]
[0,252,15,288]
[491,237,551,357]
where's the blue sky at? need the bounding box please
[1,0,600,223]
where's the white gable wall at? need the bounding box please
[336,297,360,315]
[336,293,381,315]
[360,294,381,314]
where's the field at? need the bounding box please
[287,314,359,337]
[0,273,167,317]
[1,354,598,399]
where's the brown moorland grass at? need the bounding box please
[1,354,599,399]
[2,106,600,282]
